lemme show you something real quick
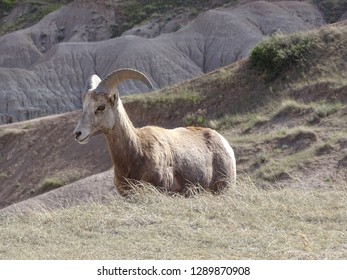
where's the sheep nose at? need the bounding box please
[74,131,81,140]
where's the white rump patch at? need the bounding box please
[217,133,236,181]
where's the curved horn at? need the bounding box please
[95,68,153,95]
[85,74,101,92]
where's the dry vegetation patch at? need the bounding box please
[273,126,317,153]
[37,169,91,195]
[1,178,346,259]
[272,100,312,120]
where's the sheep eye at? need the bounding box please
[97,105,105,111]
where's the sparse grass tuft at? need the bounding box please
[126,86,201,107]
[306,101,344,124]
[313,101,344,118]
[0,172,8,181]
[273,126,317,143]
[272,99,311,118]
[0,128,24,138]
[40,177,65,192]
[252,127,319,181]
[38,169,89,194]
[315,142,334,156]
[209,112,269,132]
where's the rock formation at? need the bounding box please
[0,1,327,123]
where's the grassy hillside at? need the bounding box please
[124,22,347,188]
[2,1,346,37]
[0,0,72,35]
[0,0,234,36]
[114,0,234,36]
[1,179,346,259]
[1,22,347,259]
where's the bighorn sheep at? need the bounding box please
[74,68,236,195]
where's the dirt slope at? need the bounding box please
[0,112,111,208]
[1,170,116,214]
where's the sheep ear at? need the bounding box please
[109,91,118,106]
[85,74,101,92]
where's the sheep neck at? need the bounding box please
[104,100,141,177]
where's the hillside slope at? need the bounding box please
[0,0,330,124]
[1,179,346,259]
[1,21,346,211]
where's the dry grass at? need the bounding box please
[1,178,346,260]
[38,169,91,194]
[0,128,24,138]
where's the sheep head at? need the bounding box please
[74,68,153,144]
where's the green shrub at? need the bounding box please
[313,101,343,118]
[184,109,206,126]
[250,33,314,80]
[0,0,15,10]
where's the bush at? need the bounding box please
[250,33,314,80]
[0,0,15,16]
[184,109,206,126]
[313,101,343,118]
[0,0,15,9]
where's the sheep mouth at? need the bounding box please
[76,135,90,144]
